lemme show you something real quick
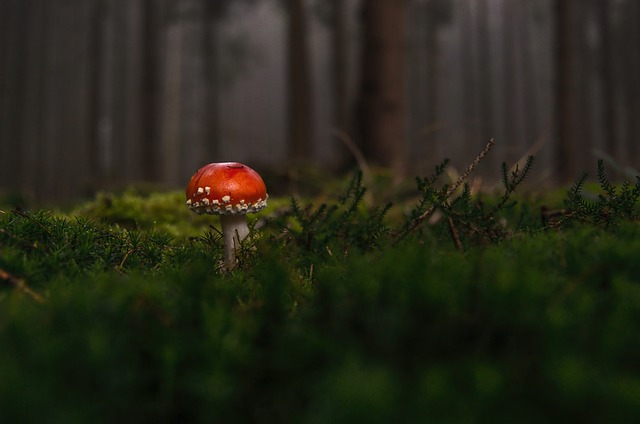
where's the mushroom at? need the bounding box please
[186,162,268,270]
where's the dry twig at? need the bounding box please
[397,138,495,241]
[447,217,464,252]
[0,267,45,303]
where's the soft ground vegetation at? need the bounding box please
[1,157,640,423]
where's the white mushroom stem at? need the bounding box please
[220,214,250,270]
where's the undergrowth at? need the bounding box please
[286,171,392,261]
[560,159,640,228]
[2,148,640,422]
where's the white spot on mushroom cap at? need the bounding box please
[187,194,268,215]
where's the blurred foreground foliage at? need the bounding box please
[1,159,640,422]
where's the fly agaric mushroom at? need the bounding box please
[186,162,268,270]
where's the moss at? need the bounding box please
[2,160,640,422]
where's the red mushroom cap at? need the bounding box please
[186,162,268,215]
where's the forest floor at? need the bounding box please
[1,158,640,423]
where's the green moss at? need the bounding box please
[2,161,640,422]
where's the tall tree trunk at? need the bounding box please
[159,3,183,186]
[120,0,145,182]
[0,0,23,190]
[477,0,494,143]
[357,0,408,175]
[285,0,313,162]
[598,0,616,161]
[407,0,434,171]
[553,0,577,183]
[140,0,160,181]
[607,0,636,170]
[179,0,208,179]
[519,1,538,155]
[502,0,520,160]
[88,0,105,189]
[423,0,443,168]
[19,0,47,199]
[630,0,640,166]
[329,0,351,167]
[202,0,220,163]
[330,0,348,131]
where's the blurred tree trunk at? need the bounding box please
[477,0,493,143]
[37,0,93,200]
[502,0,520,160]
[460,1,479,144]
[159,0,217,184]
[202,0,220,162]
[179,0,209,177]
[357,0,408,175]
[18,0,47,198]
[407,0,436,171]
[140,0,161,181]
[88,0,105,187]
[159,3,183,185]
[0,0,23,190]
[604,0,637,169]
[629,0,640,165]
[329,0,351,166]
[120,0,146,182]
[285,0,313,162]
[597,0,616,160]
[518,1,538,156]
[330,0,348,131]
[423,0,445,167]
[102,0,128,184]
[553,0,577,183]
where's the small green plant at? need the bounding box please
[286,171,392,261]
[397,139,535,250]
[0,208,178,293]
[560,159,640,228]
[442,155,535,247]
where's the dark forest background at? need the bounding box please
[1,0,639,202]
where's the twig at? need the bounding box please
[0,267,45,303]
[332,128,374,206]
[396,138,495,241]
[446,139,495,199]
[115,248,137,274]
[332,128,373,184]
[447,217,464,252]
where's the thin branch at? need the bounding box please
[115,248,137,274]
[396,138,495,241]
[331,128,374,206]
[447,217,464,252]
[446,139,495,199]
[0,268,45,303]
